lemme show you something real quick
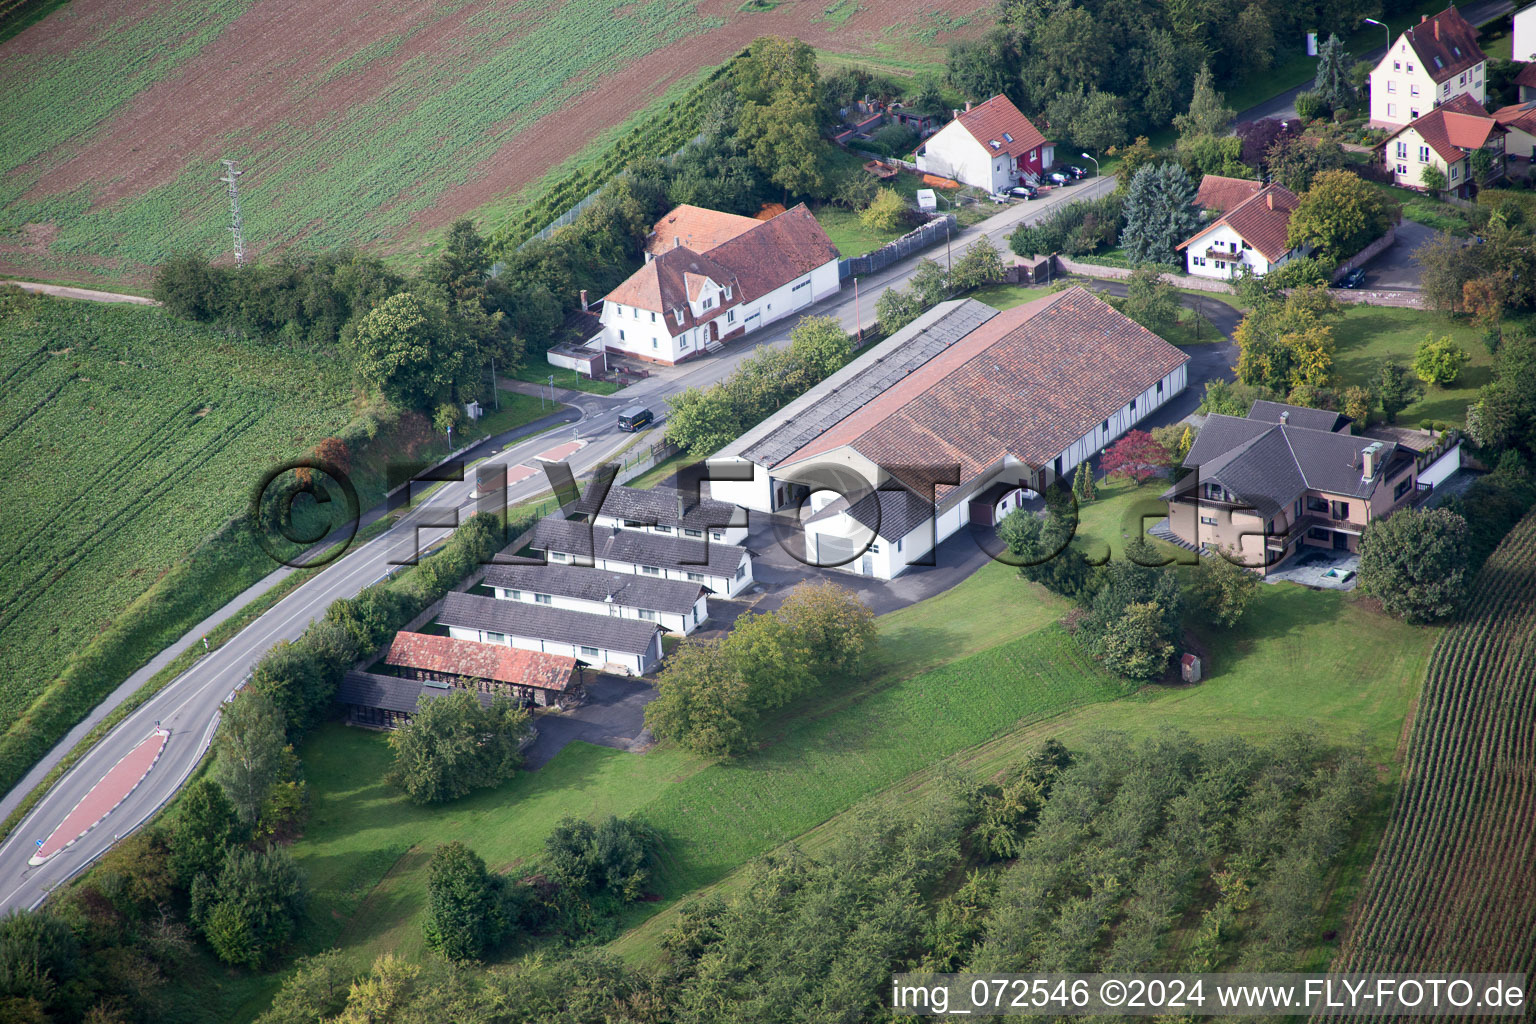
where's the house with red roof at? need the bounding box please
[1176,183,1306,280]
[914,95,1053,194]
[1381,97,1505,194]
[596,203,841,365]
[1368,7,1487,127]
[1492,98,1536,160]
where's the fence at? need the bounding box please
[840,214,957,279]
[616,439,681,484]
[1332,224,1397,281]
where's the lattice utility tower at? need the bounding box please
[219,159,245,265]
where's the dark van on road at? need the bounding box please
[617,406,654,432]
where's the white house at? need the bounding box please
[1382,96,1506,193]
[439,591,663,677]
[562,483,749,546]
[1177,183,1305,280]
[529,515,755,597]
[1513,1,1536,63]
[710,288,1189,580]
[482,562,710,635]
[593,204,841,366]
[1368,7,1487,128]
[915,94,1053,193]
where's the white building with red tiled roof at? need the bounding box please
[915,94,1053,193]
[709,288,1188,579]
[1177,183,1305,280]
[596,203,841,365]
[1381,96,1505,194]
[1368,7,1487,127]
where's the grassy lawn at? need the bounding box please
[1331,305,1491,427]
[969,283,1225,345]
[508,362,623,396]
[606,485,1437,963]
[463,389,563,441]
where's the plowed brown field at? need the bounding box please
[0,0,982,289]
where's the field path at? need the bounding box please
[2,280,157,305]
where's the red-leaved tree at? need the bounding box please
[1100,429,1172,485]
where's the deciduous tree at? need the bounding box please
[1413,335,1472,386]
[424,842,508,961]
[1376,361,1423,423]
[1188,552,1259,628]
[774,581,877,678]
[212,690,290,828]
[950,236,1006,292]
[859,188,907,232]
[1358,507,1469,622]
[386,691,530,804]
[1173,64,1234,138]
[1286,169,1392,260]
[190,847,306,969]
[352,291,478,413]
[1101,430,1172,484]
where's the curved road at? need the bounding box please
[0,175,1118,912]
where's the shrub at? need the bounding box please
[1358,507,1470,623]
[1293,90,1328,122]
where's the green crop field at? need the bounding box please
[1330,508,1536,983]
[0,291,353,724]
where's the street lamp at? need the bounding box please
[1364,18,1390,56]
[1080,152,1099,178]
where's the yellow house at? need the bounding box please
[1381,96,1505,196]
[1368,7,1487,128]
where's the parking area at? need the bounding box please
[522,673,658,769]
[1356,219,1432,291]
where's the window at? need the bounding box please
[1307,496,1329,513]
[1418,145,1430,162]
[510,589,522,600]
[1308,527,1329,540]
[618,329,625,341]
[1387,103,1397,117]
[1387,80,1396,93]
[1215,260,1226,270]
[735,564,746,580]
[1200,515,1218,526]
[1102,419,1109,434]
[1406,62,1414,73]
[534,593,551,604]
[638,609,657,621]
[652,338,658,349]
[1450,163,1459,180]
[641,565,660,576]
[1156,380,1164,394]
[650,311,656,322]
[1410,83,1419,96]
[623,518,645,528]
[632,307,639,318]
[701,297,713,310]
[727,309,735,323]
[710,530,724,541]
[655,525,672,534]
[1411,108,1420,119]
[679,335,688,348]
[1396,163,1408,175]
[896,538,903,552]
[792,279,810,292]
[1241,240,1251,250]
[1396,141,1408,159]
[579,645,599,658]
[485,631,506,644]
[551,551,567,561]
[684,528,702,538]
[1394,477,1413,500]
[870,543,881,554]
[686,571,705,582]
[1193,256,1206,267]
[1393,60,1401,71]
[1230,240,1239,252]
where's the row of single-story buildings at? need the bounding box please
[335,484,754,726]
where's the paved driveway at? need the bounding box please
[522,674,657,769]
[1357,218,1432,290]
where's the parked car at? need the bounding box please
[1064,165,1088,179]
[987,192,1011,204]
[1339,266,1367,289]
[1049,171,1071,186]
[1008,185,1038,199]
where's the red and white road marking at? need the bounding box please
[534,439,586,463]
[502,464,539,486]
[30,729,168,865]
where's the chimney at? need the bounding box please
[1362,442,1382,478]
[1421,13,1427,22]
[965,100,973,112]
[676,490,687,520]
[579,289,589,312]
[1266,192,1274,210]
[674,235,681,249]
[953,108,962,120]
[1280,410,1289,424]
[1434,19,1440,39]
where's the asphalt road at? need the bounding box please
[0,173,1117,913]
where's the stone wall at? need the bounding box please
[1332,224,1397,281]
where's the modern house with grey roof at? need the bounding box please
[482,561,711,635]
[1162,401,1426,573]
[562,482,748,546]
[438,591,664,676]
[711,288,1188,580]
[528,515,754,597]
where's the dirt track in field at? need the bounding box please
[0,0,984,286]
